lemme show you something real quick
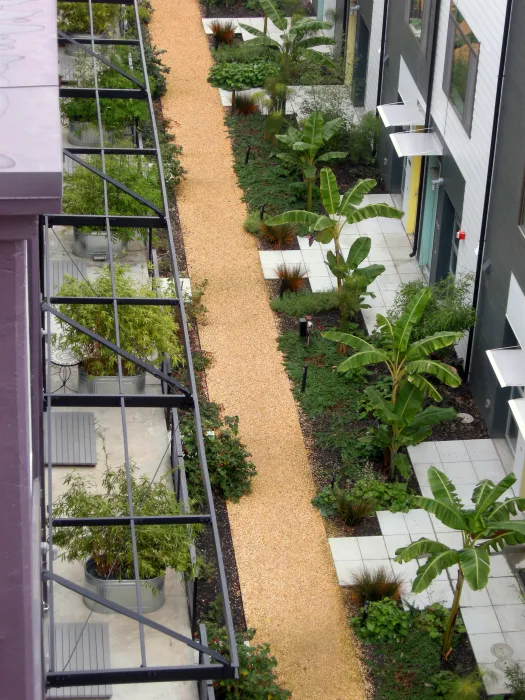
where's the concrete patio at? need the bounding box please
[259,193,422,332]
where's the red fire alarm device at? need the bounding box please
[456,230,466,240]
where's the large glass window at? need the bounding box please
[444,2,479,133]
[408,0,425,40]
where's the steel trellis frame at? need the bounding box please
[42,0,238,689]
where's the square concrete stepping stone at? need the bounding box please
[460,584,492,607]
[472,459,506,482]
[306,261,330,277]
[465,439,500,461]
[489,554,513,578]
[487,577,524,606]
[328,537,361,562]
[357,536,388,559]
[462,606,502,634]
[436,440,469,462]
[426,580,454,607]
[402,591,431,610]
[435,531,463,550]
[403,509,433,534]
[300,248,325,263]
[478,663,508,695]
[454,484,477,506]
[281,250,304,264]
[391,557,419,581]
[469,632,506,663]
[383,534,411,558]
[378,219,406,235]
[504,631,525,660]
[412,462,437,486]
[443,460,477,484]
[377,510,409,535]
[298,236,319,250]
[408,442,440,464]
[495,604,525,632]
[309,277,333,292]
[428,513,453,532]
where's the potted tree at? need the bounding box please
[53,466,202,613]
[62,154,162,257]
[56,265,183,394]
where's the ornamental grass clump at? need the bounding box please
[232,93,259,116]
[333,488,376,525]
[260,221,297,249]
[53,466,201,580]
[349,566,405,604]
[210,19,236,46]
[56,265,183,376]
[275,263,308,293]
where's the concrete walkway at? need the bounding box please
[149,1,365,697]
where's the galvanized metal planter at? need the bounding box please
[68,120,133,147]
[72,227,127,259]
[78,366,146,394]
[83,560,165,614]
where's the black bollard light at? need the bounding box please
[259,203,265,220]
[244,145,251,165]
[301,364,308,393]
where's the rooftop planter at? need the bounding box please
[53,466,202,613]
[56,265,183,389]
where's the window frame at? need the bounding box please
[518,166,525,237]
[443,1,479,136]
[405,0,432,54]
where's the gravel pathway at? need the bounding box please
[149,2,365,696]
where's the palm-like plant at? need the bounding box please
[240,0,337,86]
[395,467,525,656]
[323,287,463,402]
[266,168,403,289]
[275,113,346,211]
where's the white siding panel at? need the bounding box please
[429,0,505,359]
[364,1,384,112]
[399,58,426,109]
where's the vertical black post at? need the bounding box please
[301,364,308,393]
[259,203,265,220]
[244,145,251,165]
[148,228,152,263]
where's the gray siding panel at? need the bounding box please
[44,413,97,466]
[48,260,88,295]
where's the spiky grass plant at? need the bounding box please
[210,20,236,46]
[349,566,404,604]
[275,263,308,293]
[261,221,297,249]
[334,488,376,526]
[233,93,259,116]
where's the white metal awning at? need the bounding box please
[378,102,425,128]
[486,348,525,388]
[509,398,525,438]
[390,131,443,158]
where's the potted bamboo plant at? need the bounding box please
[56,265,183,394]
[62,154,162,257]
[52,466,201,613]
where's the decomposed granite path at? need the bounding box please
[149,2,365,697]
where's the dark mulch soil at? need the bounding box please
[200,1,265,18]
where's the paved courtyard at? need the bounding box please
[329,439,525,695]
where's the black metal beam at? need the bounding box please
[50,296,179,306]
[66,146,157,156]
[64,150,165,218]
[43,303,191,396]
[60,37,140,45]
[43,571,234,668]
[60,87,146,99]
[47,666,232,688]
[47,393,192,409]
[57,0,134,5]
[53,514,212,526]
[48,214,165,228]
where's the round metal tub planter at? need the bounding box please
[78,366,146,394]
[72,227,127,259]
[83,560,165,614]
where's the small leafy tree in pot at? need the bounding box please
[395,467,525,656]
[58,2,120,35]
[56,265,183,376]
[52,466,201,581]
[207,61,280,110]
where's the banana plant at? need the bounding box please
[326,236,385,331]
[240,0,337,86]
[267,168,404,283]
[274,113,346,210]
[323,287,463,402]
[395,467,525,656]
[363,381,456,479]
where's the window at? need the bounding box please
[449,213,461,275]
[443,2,479,133]
[408,0,424,39]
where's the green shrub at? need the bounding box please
[244,210,263,235]
[431,670,484,699]
[182,412,257,504]
[350,478,418,513]
[413,603,466,641]
[270,290,339,317]
[311,484,338,517]
[294,53,345,85]
[208,61,280,91]
[351,599,410,644]
[206,626,291,699]
[214,42,271,65]
[505,663,525,698]
[388,273,476,341]
[346,111,380,164]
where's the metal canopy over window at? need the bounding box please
[390,131,443,158]
[509,398,525,439]
[486,348,525,388]
[377,102,425,128]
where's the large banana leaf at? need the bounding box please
[357,264,385,285]
[322,117,345,142]
[394,381,424,423]
[238,23,267,36]
[394,453,411,479]
[406,359,461,387]
[316,151,347,162]
[471,479,495,508]
[322,330,385,354]
[304,49,337,69]
[346,236,371,269]
[408,405,456,430]
[406,373,442,402]
[399,425,432,445]
[275,133,295,147]
[325,250,348,277]
[302,112,324,150]
[393,287,431,354]
[475,472,517,515]
[258,0,287,29]
[266,210,332,229]
[335,350,390,372]
[275,152,300,166]
[458,547,490,590]
[293,17,334,32]
[292,141,313,152]
[395,537,452,563]
[427,467,462,511]
[296,35,336,49]
[487,495,525,521]
[303,164,317,180]
[338,178,376,211]
[364,387,398,422]
[376,314,395,340]
[415,495,467,531]
[240,35,281,48]
[406,331,464,360]
[412,549,460,592]
[482,530,525,553]
[345,203,403,225]
[319,167,340,215]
